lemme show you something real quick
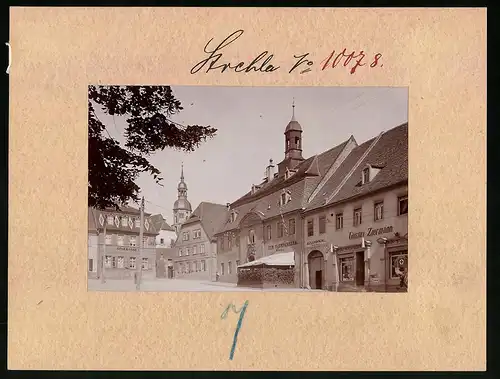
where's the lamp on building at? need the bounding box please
[377,237,388,245]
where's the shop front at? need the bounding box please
[100,245,157,280]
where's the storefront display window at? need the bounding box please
[390,251,408,279]
[340,257,354,281]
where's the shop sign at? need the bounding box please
[306,239,326,246]
[348,225,394,240]
[117,246,138,252]
[268,241,298,250]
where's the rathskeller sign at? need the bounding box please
[268,241,298,250]
[348,225,393,240]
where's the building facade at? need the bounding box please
[173,202,228,281]
[302,123,408,291]
[172,164,192,235]
[214,105,408,291]
[215,105,358,284]
[88,206,159,280]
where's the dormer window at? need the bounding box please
[362,168,370,184]
[230,211,238,223]
[280,190,292,206]
[285,168,296,180]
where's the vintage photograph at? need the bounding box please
[88,86,408,292]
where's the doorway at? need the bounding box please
[308,250,324,289]
[355,251,365,286]
[315,270,323,289]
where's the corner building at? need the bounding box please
[214,106,358,285]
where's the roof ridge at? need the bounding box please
[325,131,384,204]
[306,136,357,204]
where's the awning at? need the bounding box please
[238,251,295,268]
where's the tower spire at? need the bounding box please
[291,98,296,121]
[180,162,184,180]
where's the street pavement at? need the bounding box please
[88,278,314,292]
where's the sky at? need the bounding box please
[95,86,408,225]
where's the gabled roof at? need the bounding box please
[216,139,351,234]
[150,214,176,232]
[329,123,408,204]
[182,202,229,240]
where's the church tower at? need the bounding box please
[278,100,304,177]
[172,164,192,235]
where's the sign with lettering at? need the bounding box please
[348,226,394,240]
[117,246,138,252]
[268,241,298,250]
[306,239,326,246]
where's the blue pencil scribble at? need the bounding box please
[221,300,249,360]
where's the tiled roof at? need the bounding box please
[216,139,350,234]
[88,207,159,236]
[182,202,229,240]
[306,138,375,211]
[330,123,408,204]
[150,214,176,232]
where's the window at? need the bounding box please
[179,212,184,219]
[183,232,189,241]
[186,247,190,256]
[107,215,114,225]
[194,229,202,239]
[191,261,196,272]
[398,195,408,215]
[277,221,284,238]
[235,233,240,247]
[295,136,300,148]
[307,219,314,237]
[142,258,148,270]
[340,257,354,282]
[200,244,205,254]
[228,261,232,275]
[335,213,344,230]
[135,218,141,228]
[121,217,128,227]
[236,260,240,267]
[111,256,117,268]
[105,255,112,268]
[105,235,112,245]
[174,215,178,224]
[353,208,362,226]
[289,218,296,235]
[280,191,292,206]
[319,215,326,234]
[362,168,370,184]
[178,249,182,257]
[374,202,384,221]
[117,235,124,246]
[88,259,94,272]
[390,251,408,279]
[266,225,272,241]
[129,236,136,247]
[202,260,206,271]
[160,238,164,245]
[227,234,232,249]
[230,211,238,223]
[249,229,255,244]
[193,245,197,255]
[117,256,124,269]
[220,263,225,275]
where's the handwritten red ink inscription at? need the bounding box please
[320,49,383,74]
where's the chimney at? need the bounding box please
[266,159,275,181]
[226,203,231,211]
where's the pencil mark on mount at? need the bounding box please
[190,30,280,74]
[221,301,249,360]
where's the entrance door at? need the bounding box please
[315,270,323,289]
[355,251,365,286]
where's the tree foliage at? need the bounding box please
[88,86,217,210]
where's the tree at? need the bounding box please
[88,86,217,210]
